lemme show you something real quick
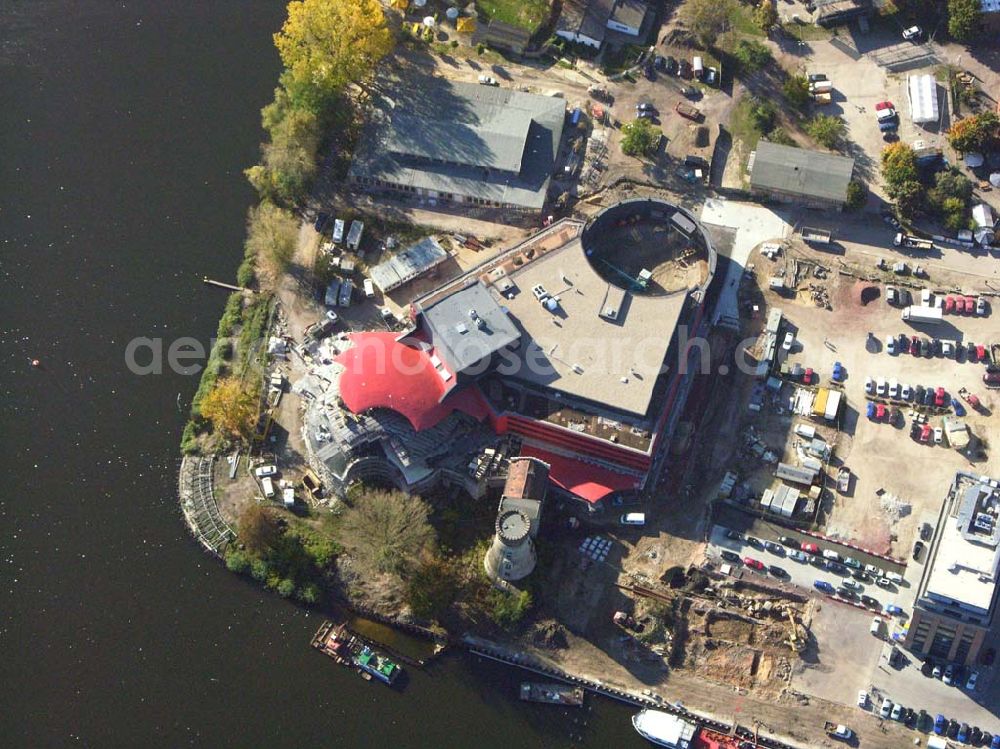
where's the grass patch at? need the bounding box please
[728,5,766,37]
[475,0,548,32]
[729,96,767,151]
[780,22,833,41]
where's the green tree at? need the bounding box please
[733,39,772,74]
[335,488,435,575]
[245,106,322,205]
[929,167,973,207]
[946,111,999,153]
[948,0,982,40]
[941,197,969,231]
[620,118,662,157]
[881,142,919,187]
[245,202,298,281]
[682,0,736,48]
[753,0,779,32]
[274,0,393,110]
[845,180,867,211]
[805,114,846,148]
[782,74,811,110]
[891,179,925,218]
[277,578,296,598]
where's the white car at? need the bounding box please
[842,578,863,591]
[888,380,900,399]
[902,26,923,41]
[782,332,795,351]
[255,464,278,478]
[886,336,896,355]
[876,378,888,397]
[901,383,912,400]
[865,377,875,395]
[477,74,499,86]
[976,297,987,315]
[857,690,868,708]
[864,563,884,577]
[934,427,944,445]
[879,698,893,718]
[966,671,978,691]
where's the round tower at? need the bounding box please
[484,509,536,582]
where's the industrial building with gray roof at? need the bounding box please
[750,141,855,209]
[349,76,566,215]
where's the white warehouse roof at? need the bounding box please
[908,74,940,125]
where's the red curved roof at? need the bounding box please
[518,445,640,503]
[335,332,488,431]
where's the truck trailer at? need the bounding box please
[893,232,934,250]
[902,305,943,324]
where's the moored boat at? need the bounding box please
[519,681,585,706]
[632,709,697,748]
[355,645,402,684]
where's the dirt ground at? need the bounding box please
[749,242,1000,559]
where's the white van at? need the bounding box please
[332,218,345,243]
[870,616,882,636]
[620,513,646,526]
[885,570,904,584]
[692,56,704,79]
[363,278,375,298]
[822,549,841,561]
[261,476,275,499]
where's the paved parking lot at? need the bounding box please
[707,525,906,614]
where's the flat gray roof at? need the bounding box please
[750,141,855,203]
[611,0,647,29]
[369,236,449,293]
[350,77,565,211]
[558,0,614,42]
[489,236,688,417]
[420,281,522,374]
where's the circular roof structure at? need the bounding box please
[497,509,530,544]
[580,198,716,298]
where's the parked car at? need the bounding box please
[254,464,278,478]
[837,586,856,599]
[935,387,947,407]
[891,702,903,721]
[876,577,894,589]
[744,557,765,570]
[705,67,718,86]
[763,540,785,555]
[902,25,924,41]
[477,74,499,86]
[864,563,884,577]
[842,578,862,591]
[768,564,787,578]
[885,603,904,616]
[966,670,979,691]
[976,296,988,315]
[721,550,742,563]
[880,698,893,719]
[944,664,955,685]
[778,535,798,547]
[857,690,868,708]
[801,542,819,554]
[901,383,912,400]
[852,570,871,582]
[746,536,763,549]
[934,713,946,735]
[814,580,834,593]
[913,540,924,560]
[725,529,742,540]
[861,594,881,608]
[843,557,861,570]
[865,377,875,395]
[934,427,943,444]
[920,523,933,541]
[664,56,678,75]
[789,550,809,563]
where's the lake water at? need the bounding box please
[0,2,648,746]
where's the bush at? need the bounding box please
[250,558,270,582]
[225,548,252,574]
[296,583,321,604]
[767,128,797,146]
[487,588,532,629]
[782,75,811,110]
[747,98,777,134]
[805,114,846,149]
[277,578,296,598]
[180,420,200,454]
[733,39,772,74]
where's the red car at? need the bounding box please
[935,387,946,406]
[955,297,966,314]
[910,338,921,356]
[964,296,976,314]
[801,542,819,554]
[744,557,765,570]
[875,100,895,112]
[876,403,887,420]
[977,345,986,362]
[920,423,932,442]
[804,367,814,384]
[944,296,956,313]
